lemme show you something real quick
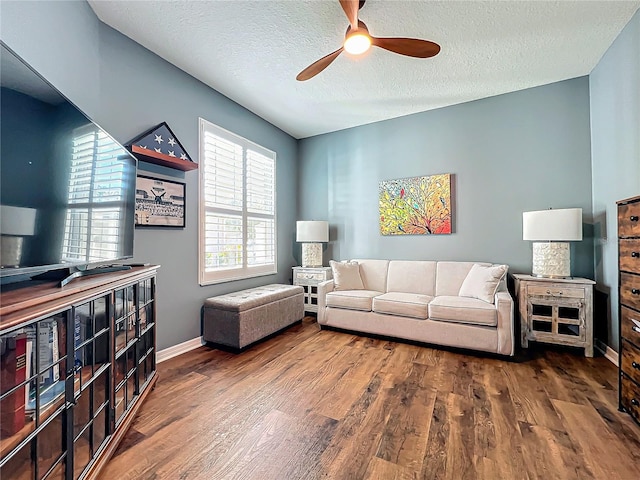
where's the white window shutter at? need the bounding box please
[62,125,127,262]
[199,119,277,284]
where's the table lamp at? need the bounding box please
[522,208,582,278]
[296,221,329,267]
[1,205,37,268]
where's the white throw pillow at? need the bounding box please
[458,264,508,304]
[330,260,365,291]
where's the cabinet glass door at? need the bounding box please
[136,278,156,391]
[114,284,138,426]
[71,295,111,480]
[528,299,584,340]
[1,313,69,480]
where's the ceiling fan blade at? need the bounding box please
[339,0,359,30]
[371,37,441,58]
[296,48,344,81]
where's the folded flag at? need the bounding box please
[126,122,194,167]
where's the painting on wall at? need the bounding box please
[379,173,452,235]
[135,175,186,228]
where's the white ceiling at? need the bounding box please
[88,0,639,139]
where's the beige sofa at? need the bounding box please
[317,260,515,356]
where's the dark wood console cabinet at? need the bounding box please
[0,266,159,480]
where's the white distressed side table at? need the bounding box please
[292,266,332,313]
[513,274,595,357]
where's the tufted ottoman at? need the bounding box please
[203,284,304,350]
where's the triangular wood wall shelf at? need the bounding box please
[126,122,197,171]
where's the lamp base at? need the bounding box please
[301,243,323,267]
[532,242,571,278]
[1,236,25,268]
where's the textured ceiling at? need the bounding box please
[88,1,640,139]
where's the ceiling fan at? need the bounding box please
[296,0,441,81]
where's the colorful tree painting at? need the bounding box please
[379,173,452,235]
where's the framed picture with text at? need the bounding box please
[135,175,186,228]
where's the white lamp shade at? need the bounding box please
[296,221,329,242]
[523,208,582,241]
[1,205,37,236]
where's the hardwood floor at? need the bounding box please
[100,317,640,480]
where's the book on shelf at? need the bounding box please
[25,380,65,414]
[0,332,27,438]
[74,312,89,371]
[25,337,32,408]
[38,319,60,384]
[23,318,66,417]
[56,316,66,380]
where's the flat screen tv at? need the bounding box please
[0,42,137,281]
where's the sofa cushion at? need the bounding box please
[459,264,508,304]
[386,261,437,296]
[330,260,364,291]
[372,292,433,319]
[429,295,497,326]
[435,261,491,296]
[352,259,390,292]
[326,290,383,312]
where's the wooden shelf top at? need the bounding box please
[0,266,159,331]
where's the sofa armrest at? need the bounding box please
[317,279,335,325]
[495,291,515,356]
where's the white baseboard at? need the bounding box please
[595,339,619,367]
[156,337,203,364]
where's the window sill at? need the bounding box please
[199,268,278,286]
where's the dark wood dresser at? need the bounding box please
[618,195,640,424]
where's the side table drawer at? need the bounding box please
[528,285,584,299]
[621,305,640,346]
[620,273,640,310]
[295,272,326,284]
[621,376,640,424]
[618,201,640,238]
[622,340,640,385]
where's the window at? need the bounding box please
[199,119,276,284]
[62,125,129,263]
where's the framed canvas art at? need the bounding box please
[135,175,186,228]
[379,173,452,235]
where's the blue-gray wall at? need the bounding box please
[298,79,594,280]
[1,0,299,350]
[590,9,640,352]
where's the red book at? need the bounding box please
[0,333,27,438]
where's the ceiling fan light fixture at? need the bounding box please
[296,0,440,81]
[344,32,371,55]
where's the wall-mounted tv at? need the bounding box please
[0,42,137,280]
